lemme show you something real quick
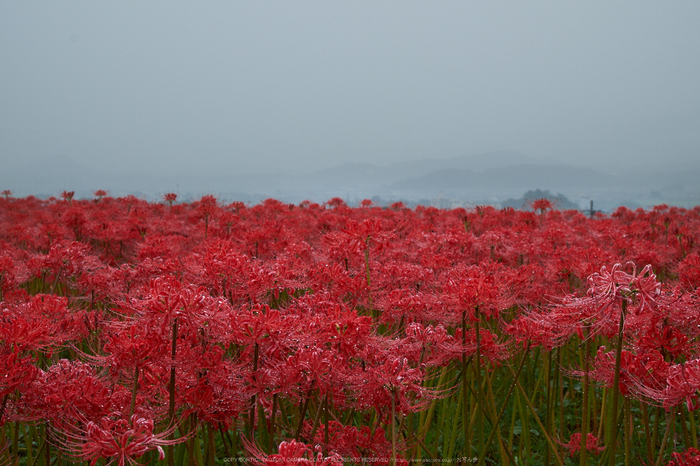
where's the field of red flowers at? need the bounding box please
[1,192,700,466]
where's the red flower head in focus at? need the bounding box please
[247,439,342,466]
[60,414,185,466]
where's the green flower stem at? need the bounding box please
[516,384,531,460]
[270,394,277,448]
[294,388,314,441]
[597,387,607,442]
[257,402,271,453]
[691,408,699,449]
[580,331,591,466]
[640,402,652,464]
[10,421,18,465]
[249,342,259,436]
[446,391,462,460]
[440,392,453,457]
[192,415,204,466]
[477,344,530,466]
[556,347,564,461]
[464,369,513,464]
[218,423,231,458]
[651,406,661,457]
[29,429,46,466]
[324,394,330,458]
[308,393,325,444]
[462,310,471,458]
[416,367,448,459]
[507,394,517,454]
[545,350,553,466]
[624,397,631,466]
[655,410,675,466]
[391,390,396,466]
[474,309,484,455]
[607,299,627,466]
[168,317,179,466]
[508,364,564,466]
[680,408,691,452]
[23,423,33,466]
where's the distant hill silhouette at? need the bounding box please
[501,189,580,210]
[391,164,615,191]
[2,151,699,210]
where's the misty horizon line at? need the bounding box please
[7,148,699,178]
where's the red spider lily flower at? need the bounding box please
[195,195,218,237]
[246,439,343,466]
[325,197,346,209]
[1,294,86,352]
[304,422,400,462]
[585,263,633,307]
[61,191,75,203]
[232,304,283,348]
[667,447,700,466]
[99,322,169,379]
[678,252,700,290]
[340,218,389,251]
[503,311,567,351]
[529,198,555,214]
[401,322,458,366]
[636,322,689,360]
[539,263,663,343]
[18,359,131,424]
[305,262,365,304]
[453,326,510,364]
[585,347,670,399]
[278,346,334,390]
[356,356,434,415]
[58,414,185,466]
[376,288,443,328]
[0,253,18,300]
[33,240,90,277]
[0,347,39,420]
[162,193,177,206]
[561,432,604,457]
[178,358,249,429]
[136,277,215,331]
[94,190,107,201]
[656,359,700,411]
[443,262,515,323]
[585,263,660,315]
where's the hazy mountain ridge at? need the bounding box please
[392,164,618,191]
[2,151,698,211]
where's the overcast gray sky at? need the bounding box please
[1,2,699,177]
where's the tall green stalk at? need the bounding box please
[655,410,675,466]
[607,300,627,466]
[462,310,470,457]
[509,364,564,466]
[249,342,259,437]
[545,350,553,466]
[476,344,530,466]
[474,308,484,455]
[580,330,591,466]
[168,318,178,466]
[391,390,397,466]
[624,397,631,466]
